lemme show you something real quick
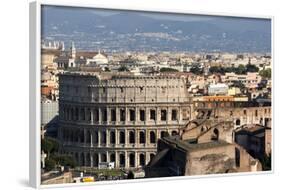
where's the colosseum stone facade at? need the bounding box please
[58,72,192,169]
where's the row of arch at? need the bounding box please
[61,106,180,123]
[61,128,178,145]
[68,152,156,168]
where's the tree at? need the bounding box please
[55,155,77,168]
[209,66,225,74]
[190,65,203,75]
[118,66,129,72]
[235,64,247,75]
[45,158,56,171]
[259,68,271,79]
[246,63,259,73]
[104,67,111,72]
[260,153,271,171]
[41,137,59,159]
[160,67,179,72]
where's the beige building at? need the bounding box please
[145,110,262,178]
[58,72,192,169]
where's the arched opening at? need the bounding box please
[101,131,106,144]
[70,130,74,142]
[236,119,241,126]
[119,154,125,167]
[71,108,74,120]
[235,147,240,167]
[80,130,84,143]
[260,118,264,125]
[80,108,85,120]
[86,131,91,144]
[139,131,145,144]
[110,131,116,144]
[101,153,107,162]
[93,131,98,144]
[74,130,79,142]
[129,153,135,167]
[86,153,91,166]
[81,153,85,166]
[129,131,135,144]
[150,153,155,162]
[93,154,98,167]
[75,153,79,165]
[171,130,178,136]
[160,131,169,138]
[75,108,79,120]
[212,128,219,141]
[87,108,91,121]
[110,153,115,162]
[119,131,125,144]
[139,154,145,166]
[150,131,156,143]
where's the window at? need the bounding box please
[139,154,145,166]
[129,109,135,121]
[171,131,178,136]
[120,108,125,121]
[150,131,156,143]
[87,108,91,121]
[139,131,145,144]
[94,109,99,122]
[243,110,247,115]
[171,109,177,121]
[255,110,258,117]
[129,153,135,167]
[110,131,115,144]
[150,109,156,120]
[111,109,116,122]
[140,110,145,121]
[129,131,135,144]
[119,131,125,144]
[161,109,167,121]
[102,109,107,122]
[81,108,85,120]
[236,119,241,126]
[101,131,106,144]
[119,154,125,167]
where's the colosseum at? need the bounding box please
[57,72,192,169]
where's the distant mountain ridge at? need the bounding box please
[41,6,271,53]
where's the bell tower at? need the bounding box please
[70,41,76,58]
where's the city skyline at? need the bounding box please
[41,5,271,53]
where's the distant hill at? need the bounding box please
[41,6,271,53]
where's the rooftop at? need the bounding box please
[162,136,231,152]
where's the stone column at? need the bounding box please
[90,152,93,167]
[125,151,128,168]
[135,107,139,124]
[107,107,111,125]
[91,108,94,124]
[135,151,138,168]
[106,151,109,162]
[90,130,93,147]
[98,130,101,147]
[125,129,129,147]
[135,129,139,147]
[106,129,109,147]
[116,129,119,146]
[156,107,160,124]
[115,151,119,168]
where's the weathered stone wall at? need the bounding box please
[58,73,192,169]
[186,144,235,175]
